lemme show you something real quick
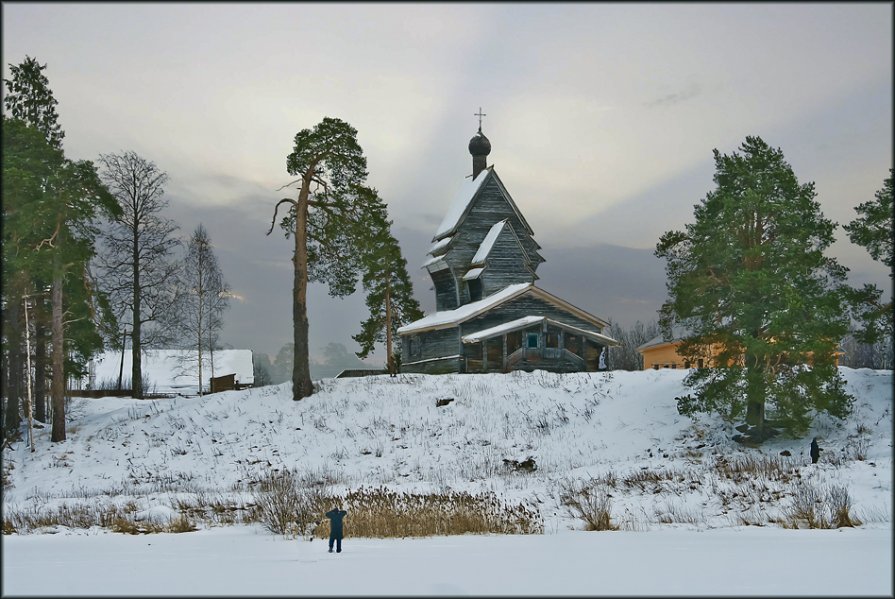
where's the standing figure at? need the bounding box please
[325,506,348,553]
[810,437,821,464]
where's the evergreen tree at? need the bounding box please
[5,56,120,442]
[1,117,59,436]
[352,203,423,376]
[3,56,64,149]
[655,136,853,440]
[843,169,893,345]
[267,117,386,400]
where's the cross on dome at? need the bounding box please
[474,107,486,132]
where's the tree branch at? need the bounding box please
[267,198,297,236]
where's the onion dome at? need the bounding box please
[468,129,492,156]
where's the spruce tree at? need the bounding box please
[352,203,423,376]
[656,136,853,440]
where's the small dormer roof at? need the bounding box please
[470,219,508,265]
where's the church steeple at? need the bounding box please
[468,107,491,179]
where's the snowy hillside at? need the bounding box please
[3,367,891,534]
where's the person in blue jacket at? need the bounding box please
[325,506,347,553]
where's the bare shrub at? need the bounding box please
[785,482,861,529]
[250,468,330,537]
[559,479,618,531]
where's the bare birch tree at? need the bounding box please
[174,224,230,395]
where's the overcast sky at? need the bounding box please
[3,3,892,365]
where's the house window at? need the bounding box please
[684,361,691,369]
[671,363,677,369]
[468,279,482,302]
[526,333,539,349]
[697,358,704,369]
[653,364,659,370]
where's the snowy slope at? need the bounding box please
[3,368,891,533]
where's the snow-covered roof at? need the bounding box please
[461,316,544,343]
[637,325,694,352]
[398,283,533,334]
[462,316,620,345]
[471,219,507,265]
[462,267,485,281]
[421,254,447,269]
[427,236,452,256]
[432,169,491,242]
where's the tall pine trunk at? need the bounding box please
[131,233,143,399]
[292,180,313,400]
[34,313,47,422]
[385,277,394,377]
[50,265,65,443]
[4,293,24,436]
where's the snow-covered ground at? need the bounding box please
[78,348,254,395]
[2,367,892,596]
[4,525,891,596]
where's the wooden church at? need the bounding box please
[397,116,619,374]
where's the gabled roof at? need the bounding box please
[636,325,694,352]
[432,168,491,242]
[462,316,620,346]
[397,283,611,335]
[431,168,538,244]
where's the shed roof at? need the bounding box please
[470,219,508,265]
[397,283,611,335]
[462,316,620,345]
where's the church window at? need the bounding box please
[526,332,539,349]
[468,279,482,302]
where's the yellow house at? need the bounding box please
[637,327,713,370]
[637,327,842,371]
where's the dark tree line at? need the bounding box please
[2,56,231,446]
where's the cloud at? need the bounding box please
[646,83,702,108]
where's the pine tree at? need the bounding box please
[352,203,423,376]
[843,169,893,345]
[267,117,386,400]
[4,57,120,442]
[655,136,853,440]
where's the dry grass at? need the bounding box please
[311,487,543,538]
[784,482,861,529]
[559,479,618,531]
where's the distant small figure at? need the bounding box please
[325,506,348,553]
[810,437,821,464]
